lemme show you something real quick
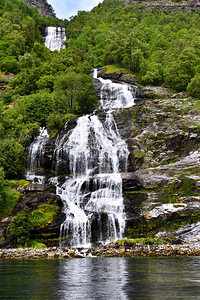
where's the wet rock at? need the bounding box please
[25,184,56,192]
[97,68,122,81]
[143,86,173,97]
[1,243,200,259]
[92,78,103,98]
[123,192,147,221]
[122,172,143,191]
[170,238,183,245]
[11,190,61,216]
[118,246,126,254]
[50,117,78,176]
[118,75,136,84]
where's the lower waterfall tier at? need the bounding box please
[58,173,125,247]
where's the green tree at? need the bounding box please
[0,138,26,179]
[23,19,40,49]
[130,48,145,74]
[1,56,19,73]
[8,34,26,57]
[19,52,35,69]
[18,91,55,126]
[0,167,5,189]
[36,74,55,91]
[9,207,34,244]
[54,72,98,114]
[187,74,200,97]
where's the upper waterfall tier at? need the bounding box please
[99,78,135,109]
[93,69,135,109]
[45,27,66,51]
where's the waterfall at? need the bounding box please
[45,27,66,51]
[56,69,135,247]
[26,127,49,183]
[25,70,135,247]
[99,79,135,109]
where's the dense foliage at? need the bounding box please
[64,0,200,93]
[0,0,98,185]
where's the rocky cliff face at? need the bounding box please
[1,68,200,248]
[93,69,200,245]
[124,0,200,13]
[0,184,65,248]
[25,0,56,18]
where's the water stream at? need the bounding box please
[26,127,49,184]
[45,27,66,51]
[26,69,135,247]
[56,70,135,247]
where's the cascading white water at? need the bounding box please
[26,127,49,183]
[56,69,135,247]
[45,27,66,51]
[99,78,135,109]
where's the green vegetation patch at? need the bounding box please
[0,170,27,220]
[148,210,200,235]
[9,204,59,246]
[0,187,20,220]
[9,207,34,244]
[25,240,47,248]
[32,204,59,228]
[126,210,200,239]
[103,65,135,77]
[163,176,197,197]
[116,237,168,245]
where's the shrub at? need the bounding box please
[1,56,19,73]
[31,204,59,228]
[187,74,200,98]
[0,138,26,179]
[9,207,34,244]
[3,91,14,104]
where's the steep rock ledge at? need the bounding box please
[0,184,65,248]
[92,71,200,243]
[125,0,200,13]
[120,95,200,242]
[25,0,56,18]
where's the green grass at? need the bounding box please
[116,237,168,245]
[18,240,47,248]
[103,65,135,76]
[0,180,30,220]
[4,179,30,188]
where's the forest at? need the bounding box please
[0,0,200,231]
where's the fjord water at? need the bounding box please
[1,257,200,299]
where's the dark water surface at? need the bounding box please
[0,257,200,299]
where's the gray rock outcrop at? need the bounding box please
[25,0,56,18]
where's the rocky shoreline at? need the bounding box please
[1,243,200,259]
